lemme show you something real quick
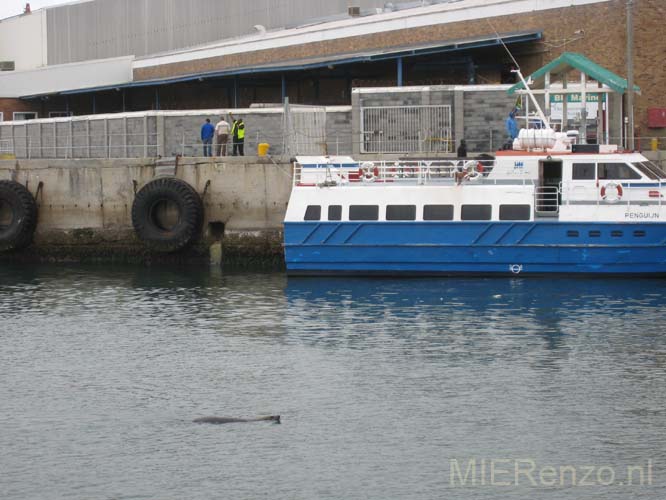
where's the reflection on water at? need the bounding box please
[0,265,665,500]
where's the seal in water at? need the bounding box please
[193,415,281,424]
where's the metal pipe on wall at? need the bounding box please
[626,0,635,150]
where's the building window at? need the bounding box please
[0,112,4,122]
[328,205,342,221]
[304,205,321,221]
[349,205,379,221]
[423,204,454,221]
[461,205,492,221]
[598,163,641,180]
[499,205,531,221]
[386,205,416,221]
[49,111,72,118]
[572,163,595,180]
[13,112,37,121]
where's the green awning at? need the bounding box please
[507,52,640,95]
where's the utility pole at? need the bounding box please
[626,0,635,150]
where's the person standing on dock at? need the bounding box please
[457,139,467,158]
[505,108,519,146]
[230,114,245,156]
[201,119,215,157]
[215,116,231,156]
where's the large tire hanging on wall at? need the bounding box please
[0,180,38,253]
[131,177,204,253]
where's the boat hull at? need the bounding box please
[284,221,666,276]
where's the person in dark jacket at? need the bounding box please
[457,139,467,158]
[201,118,215,157]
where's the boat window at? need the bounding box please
[328,205,342,221]
[461,205,492,221]
[589,230,601,237]
[572,163,596,180]
[633,161,666,179]
[632,162,659,180]
[567,230,579,237]
[597,163,641,180]
[499,205,531,221]
[386,205,416,221]
[634,230,646,237]
[349,205,379,221]
[423,205,454,221]
[611,230,623,237]
[304,205,321,221]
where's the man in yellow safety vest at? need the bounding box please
[230,113,245,156]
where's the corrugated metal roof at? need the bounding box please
[507,52,641,95]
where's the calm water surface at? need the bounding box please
[1,265,665,500]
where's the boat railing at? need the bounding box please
[535,185,560,214]
[291,159,536,187]
[560,180,665,208]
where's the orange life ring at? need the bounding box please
[600,182,623,202]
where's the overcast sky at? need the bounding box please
[0,0,73,21]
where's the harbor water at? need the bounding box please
[1,265,665,500]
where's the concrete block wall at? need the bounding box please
[463,90,517,153]
[0,115,160,159]
[352,85,513,155]
[163,111,287,157]
[325,109,352,156]
[0,107,349,159]
[1,86,526,159]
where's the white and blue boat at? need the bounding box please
[283,125,666,277]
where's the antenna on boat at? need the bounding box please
[486,19,551,130]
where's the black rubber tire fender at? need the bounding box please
[0,180,38,252]
[131,177,204,253]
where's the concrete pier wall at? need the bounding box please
[0,157,293,264]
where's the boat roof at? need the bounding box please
[494,150,647,160]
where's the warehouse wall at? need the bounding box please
[0,10,47,71]
[131,0,665,140]
[46,0,388,65]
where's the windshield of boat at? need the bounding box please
[632,161,666,180]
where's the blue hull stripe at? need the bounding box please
[284,221,666,275]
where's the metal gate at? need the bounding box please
[282,103,327,156]
[360,104,453,154]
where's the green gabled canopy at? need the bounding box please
[507,52,640,95]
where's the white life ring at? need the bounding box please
[360,161,378,182]
[463,160,482,182]
[601,182,623,202]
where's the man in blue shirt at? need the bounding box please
[505,109,519,145]
[201,118,215,157]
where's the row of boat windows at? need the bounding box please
[303,204,532,221]
[572,162,665,181]
[567,230,646,238]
